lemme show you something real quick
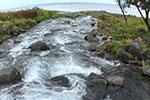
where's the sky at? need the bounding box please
[0,0,116,10]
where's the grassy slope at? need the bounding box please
[97,12,150,54]
[0,9,74,43]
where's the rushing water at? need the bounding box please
[0,16,119,100]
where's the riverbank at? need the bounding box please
[0,8,77,43]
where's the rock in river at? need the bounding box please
[0,67,21,84]
[29,41,50,51]
[45,76,69,87]
[84,33,99,42]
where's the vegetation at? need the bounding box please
[111,40,124,54]
[116,0,150,31]
[0,8,68,43]
[97,12,150,54]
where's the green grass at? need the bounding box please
[0,9,66,43]
[97,12,150,54]
[97,13,149,39]
[0,34,11,43]
[111,40,124,54]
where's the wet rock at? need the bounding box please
[102,36,108,41]
[29,41,50,51]
[89,44,97,52]
[84,33,99,42]
[84,79,108,100]
[106,76,124,86]
[124,44,142,58]
[142,65,150,76]
[46,76,69,87]
[118,49,133,63]
[0,67,21,84]
[91,22,96,26]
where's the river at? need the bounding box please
[0,15,119,100]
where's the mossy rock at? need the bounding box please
[0,67,21,84]
[10,67,22,83]
[84,33,99,42]
[96,41,112,52]
[118,49,133,63]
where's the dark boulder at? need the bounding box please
[0,67,21,84]
[83,79,108,100]
[123,44,142,58]
[84,64,150,100]
[118,49,133,63]
[45,76,69,87]
[29,41,50,51]
[102,36,108,41]
[91,21,96,26]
